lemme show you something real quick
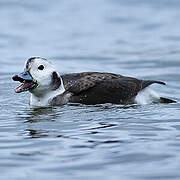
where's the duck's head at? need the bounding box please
[12,57,62,96]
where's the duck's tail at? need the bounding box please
[135,88,176,105]
[159,97,176,103]
[140,80,176,104]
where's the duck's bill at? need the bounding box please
[14,81,37,93]
[12,70,38,93]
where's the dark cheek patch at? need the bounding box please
[51,71,61,90]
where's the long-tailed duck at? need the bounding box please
[12,57,175,106]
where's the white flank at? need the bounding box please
[135,88,160,105]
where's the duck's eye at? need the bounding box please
[38,65,44,70]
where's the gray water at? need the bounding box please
[1,0,180,179]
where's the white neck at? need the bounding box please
[30,78,65,107]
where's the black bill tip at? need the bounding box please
[12,75,24,83]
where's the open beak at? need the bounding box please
[12,70,37,93]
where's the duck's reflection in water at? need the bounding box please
[18,103,139,139]
[18,106,65,138]
[23,106,65,123]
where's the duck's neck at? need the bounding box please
[30,79,65,107]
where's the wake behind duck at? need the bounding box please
[12,57,175,106]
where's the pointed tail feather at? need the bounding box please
[160,97,176,103]
[141,81,176,103]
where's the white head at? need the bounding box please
[13,57,65,99]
